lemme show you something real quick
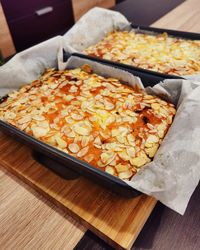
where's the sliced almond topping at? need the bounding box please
[146,123,154,130]
[18,116,31,124]
[4,112,16,120]
[105,166,115,175]
[167,115,173,124]
[68,143,80,153]
[126,147,136,158]
[32,115,45,121]
[46,136,56,146]
[81,136,90,147]
[97,160,106,168]
[71,113,83,121]
[68,131,76,138]
[65,117,74,124]
[111,129,119,137]
[31,126,49,138]
[146,134,159,144]
[145,144,159,158]
[69,85,78,93]
[118,151,130,161]
[116,135,126,144]
[104,102,115,110]
[100,152,116,165]
[63,95,74,102]
[55,136,67,149]
[84,154,94,163]
[115,164,129,173]
[94,136,102,145]
[118,170,133,180]
[169,107,176,115]
[77,146,89,157]
[130,155,148,168]
[127,134,135,145]
[151,103,160,110]
[100,131,109,140]
[73,123,91,136]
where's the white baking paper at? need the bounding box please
[63,7,200,81]
[0,36,63,96]
[0,37,200,215]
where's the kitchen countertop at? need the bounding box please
[0,0,200,249]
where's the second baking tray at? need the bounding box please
[69,24,200,80]
[0,54,172,197]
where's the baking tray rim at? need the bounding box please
[74,23,200,79]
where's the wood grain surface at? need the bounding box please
[0,131,156,250]
[72,0,115,21]
[0,3,15,58]
[0,166,85,249]
[152,0,200,32]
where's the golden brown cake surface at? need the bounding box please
[85,31,200,76]
[0,66,176,180]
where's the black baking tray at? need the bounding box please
[67,24,200,80]
[0,54,173,197]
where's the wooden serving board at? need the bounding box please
[0,132,156,250]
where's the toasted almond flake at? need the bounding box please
[125,110,136,117]
[111,129,119,137]
[68,143,80,153]
[146,123,154,130]
[18,116,31,124]
[126,147,136,158]
[61,109,68,116]
[115,164,129,173]
[118,170,133,180]
[146,134,159,144]
[105,115,115,125]
[31,126,49,138]
[94,144,101,149]
[4,112,16,120]
[84,154,94,163]
[116,135,126,144]
[130,155,148,167]
[118,126,129,136]
[77,146,89,157]
[118,151,130,161]
[97,160,106,168]
[169,107,176,115]
[105,102,115,110]
[167,115,173,124]
[145,144,159,157]
[100,152,115,165]
[49,83,58,89]
[105,166,115,175]
[81,136,90,147]
[151,103,160,110]
[55,136,67,149]
[64,95,74,102]
[32,115,45,121]
[46,136,57,146]
[100,131,109,140]
[94,136,102,145]
[73,123,91,136]
[20,123,29,130]
[65,117,74,124]
[71,113,83,121]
